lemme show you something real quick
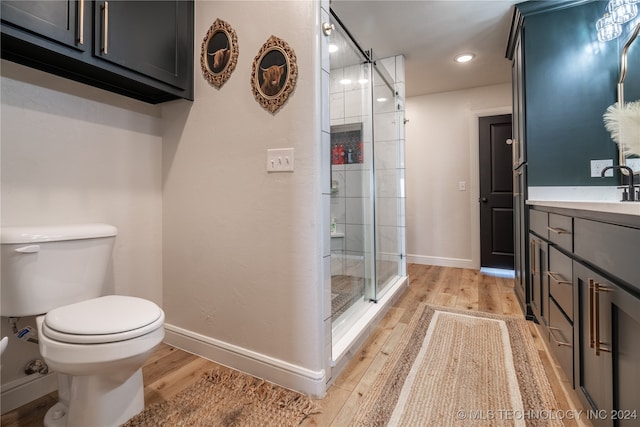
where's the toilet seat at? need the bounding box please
[42,295,164,344]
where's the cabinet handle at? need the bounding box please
[101,1,109,54]
[530,240,537,275]
[78,0,84,45]
[547,271,571,285]
[588,279,595,349]
[547,226,571,235]
[593,281,611,356]
[548,327,571,347]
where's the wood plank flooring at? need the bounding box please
[1,264,590,426]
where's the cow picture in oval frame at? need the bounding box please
[201,18,238,89]
[251,35,298,113]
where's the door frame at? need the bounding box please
[469,106,513,270]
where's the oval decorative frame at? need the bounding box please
[201,18,238,89]
[251,35,298,113]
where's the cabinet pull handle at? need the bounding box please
[588,279,595,349]
[101,1,109,54]
[548,327,571,347]
[530,240,537,275]
[78,0,84,45]
[593,281,612,356]
[548,271,571,285]
[547,226,571,235]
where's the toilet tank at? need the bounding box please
[1,224,117,317]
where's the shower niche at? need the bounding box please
[331,123,363,165]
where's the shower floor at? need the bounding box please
[330,275,364,322]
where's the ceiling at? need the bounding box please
[330,0,521,97]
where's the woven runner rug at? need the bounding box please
[123,369,319,427]
[349,304,563,427]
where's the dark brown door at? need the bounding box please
[479,114,514,269]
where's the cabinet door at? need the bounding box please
[1,0,86,50]
[94,0,190,89]
[513,171,526,311]
[609,283,640,426]
[529,233,548,326]
[511,28,525,168]
[575,262,640,426]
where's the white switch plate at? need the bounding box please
[267,148,294,172]
[625,158,640,173]
[458,181,466,191]
[591,159,613,177]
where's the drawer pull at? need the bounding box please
[548,327,571,347]
[548,271,571,285]
[547,226,571,235]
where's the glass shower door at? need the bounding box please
[328,19,375,341]
[372,65,405,299]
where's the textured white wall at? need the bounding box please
[1,61,163,388]
[162,0,325,394]
[405,83,511,268]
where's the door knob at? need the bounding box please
[479,197,488,203]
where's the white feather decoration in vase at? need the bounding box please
[603,101,640,156]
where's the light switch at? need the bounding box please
[267,148,294,172]
[458,181,466,191]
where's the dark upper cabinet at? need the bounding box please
[0,0,86,50]
[93,1,190,90]
[507,9,525,169]
[1,0,193,104]
[507,1,620,187]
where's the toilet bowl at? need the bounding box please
[1,224,164,426]
[37,295,164,427]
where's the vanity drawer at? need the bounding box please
[529,209,548,238]
[574,218,640,292]
[548,246,573,320]
[548,213,573,252]
[548,299,573,383]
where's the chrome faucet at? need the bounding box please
[601,165,637,201]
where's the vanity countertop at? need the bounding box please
[527,200,640,216]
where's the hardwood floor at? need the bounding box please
[1,264,589,426]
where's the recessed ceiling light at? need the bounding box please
[329,44,339,53]
[376,97,388,102]
[358,78,369,84]
[454,53,475,63]
[339,79,352,85]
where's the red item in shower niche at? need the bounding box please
[332,144,339,165]
[337,144,345,164]
[358,141,363,163]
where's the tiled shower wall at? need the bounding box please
[329,56,405,278]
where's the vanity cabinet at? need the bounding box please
[529,204,640,426]
[574,262,640,427]
[1,0,194,104]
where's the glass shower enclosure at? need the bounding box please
[328,11,406,347]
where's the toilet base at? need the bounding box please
[44,368,145,427]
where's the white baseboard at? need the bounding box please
[406,254,477,270]
[1,372,57,414]
[163,325,327,398]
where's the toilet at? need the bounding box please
[1,224,164,427]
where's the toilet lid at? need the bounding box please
[43,295,164,344]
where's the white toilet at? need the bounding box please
[1,224,164,427]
